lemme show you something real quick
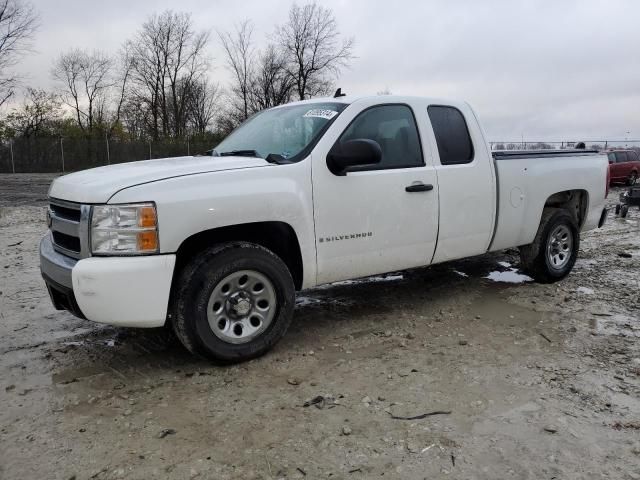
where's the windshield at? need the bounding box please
[213,102,347,161]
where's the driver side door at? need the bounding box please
[311,101,439,285]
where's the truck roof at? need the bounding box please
[280,94,469,109]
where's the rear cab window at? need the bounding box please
[427,105,474,165]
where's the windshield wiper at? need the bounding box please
[265,153,294,165]
[214,149,292,164]
[217,149,261,158]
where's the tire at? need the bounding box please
[170,242,295,363]
[519,208,580,283]
[627,171,638,186]
[620,205,629,218]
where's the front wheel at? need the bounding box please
[170,242,295,363]
[627,171,638,186]
[519,209,579,283]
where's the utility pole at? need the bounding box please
[9,140,15,174]
[60,137,65,172]
[106,132,110,165]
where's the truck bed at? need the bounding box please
[489,149,608,252]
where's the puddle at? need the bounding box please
[589,313,639,337]
[52,366,109,384]
[467,290,549,338]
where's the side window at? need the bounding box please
[427,105,474,165]
[616,152,628,163]
[608,153,616,163]
[629,151,639,162]
[337,105,423,170]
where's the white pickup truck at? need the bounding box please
[41,95,609,362]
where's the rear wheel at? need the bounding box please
[627,171,638,186]
[171,242,295,363]
[519,209,579,283]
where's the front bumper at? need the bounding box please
[40,234,176,328]
[41,234,85,318]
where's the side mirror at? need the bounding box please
[327,139,382,176]
[609,160,614,165]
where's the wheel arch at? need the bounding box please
[543,189,589,228]
[173,221,304,290]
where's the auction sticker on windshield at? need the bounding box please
[303,109,338,120]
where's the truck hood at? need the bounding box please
[48,156,270,203]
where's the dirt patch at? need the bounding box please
[1,176,639,479]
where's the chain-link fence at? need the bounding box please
[0,136,218,173]
[2,137,640,173]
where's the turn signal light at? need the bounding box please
[137,231,158,252]
[139,206,157,228]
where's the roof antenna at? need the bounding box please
[333,88,346,98]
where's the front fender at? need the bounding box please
[108,161,316,288]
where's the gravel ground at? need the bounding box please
[1,173,639,480]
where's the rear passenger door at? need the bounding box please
[426,105,496,263]
[312,101,439,284]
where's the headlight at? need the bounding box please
[91,203,159,255]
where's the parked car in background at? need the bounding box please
[607,149,640,185]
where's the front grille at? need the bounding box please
[52,231,81,252]
[49,199,85,259]
[50,203,81,222]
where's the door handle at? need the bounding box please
[405,183,434,193]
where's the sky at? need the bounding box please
[12,0,640,142]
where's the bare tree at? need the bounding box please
[51,49,114,132]
[108,45,134,136]
[0,0,39,106]
[276,1,353,100]
[186,78,220,134]
[125,16,166,139]
[126,10,210,139]
[219,20,255,122]
[163,12,210,137]
[250,44,294,111]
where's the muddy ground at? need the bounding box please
[1,173,639,480]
